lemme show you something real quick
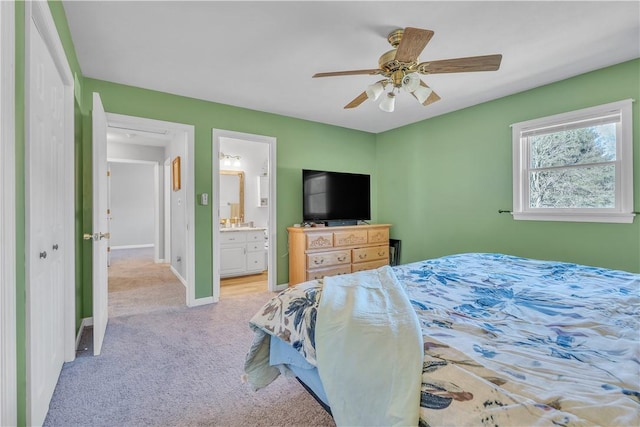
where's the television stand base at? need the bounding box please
[324,220,358,227]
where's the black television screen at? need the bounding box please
[302,169,371,222]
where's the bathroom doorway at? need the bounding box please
[212,130,277,301]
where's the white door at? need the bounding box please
[26,19,66,426]
[92,92,109,355]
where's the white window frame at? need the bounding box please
[511,99,635,223]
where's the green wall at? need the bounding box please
[11,2,638,424]
[81,78,378,304]
[376,59,640,273]
[14,2,87,424]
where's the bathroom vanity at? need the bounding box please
[219,227,267,278]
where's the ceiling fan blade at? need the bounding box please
[394,27,434,63]
[344,92,369,109]
[313,69,382,78]
[418,54,502,74]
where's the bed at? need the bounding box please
[244,253,640,426]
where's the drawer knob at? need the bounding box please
[337,256,346,262]
[314,258,324,265]
[359,254,367,259]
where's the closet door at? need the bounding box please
[26,19,66,426]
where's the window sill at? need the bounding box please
[512,212,636,224]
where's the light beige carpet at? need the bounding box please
[108,247,185,318]
[45,247,335,426]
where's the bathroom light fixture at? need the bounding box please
[219,152,241,167]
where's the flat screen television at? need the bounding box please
[302,169,371,225]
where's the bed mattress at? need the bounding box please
[245,253,640,426]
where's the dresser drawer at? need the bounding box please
[306,232,334,250]
[287,224,391,287]
[334,229,367,247]
[307,250,351,269]
[352,245,389,264]
[306,265,352,281]
[352,258,388,273]
[368,228,389,244]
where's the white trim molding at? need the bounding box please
[511,99,635,224]
[0,1,17,425]
[75,317,94,351]
[170,265,188,287]
[211,129,277,303]
[106,113,196,307]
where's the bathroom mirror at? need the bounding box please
[220,170,245,223]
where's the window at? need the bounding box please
[511,99,634,223]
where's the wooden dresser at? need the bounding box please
[287,224,391,287]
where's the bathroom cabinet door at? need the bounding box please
[220,244,246,276]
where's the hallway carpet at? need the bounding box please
[108,247,185,318]
[43,250,335,426]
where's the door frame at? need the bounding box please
[164,157,171,262]
[0,1,16,424]
[211,129,279,302]
[24,1,76,424]
[105,113,197,305]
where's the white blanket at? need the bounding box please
[315,266,424,427]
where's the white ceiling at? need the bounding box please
[63,1,640,134]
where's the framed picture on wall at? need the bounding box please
[172,156,181,191]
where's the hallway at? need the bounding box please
[108,247,184,318]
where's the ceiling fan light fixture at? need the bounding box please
[413,85,433,104]
[366,82,384,101]
[401,73,420,92]
[379,92,396,112]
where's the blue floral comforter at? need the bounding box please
[246,253,640,426]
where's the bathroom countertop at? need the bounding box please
[219,226,266,232]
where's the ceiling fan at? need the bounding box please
[312,27,502,112]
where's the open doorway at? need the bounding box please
[104,113,196,317]
[106,159,182,317]
[212,129,280,301]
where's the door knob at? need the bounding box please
[39,251,47,259]
[83,233,95,241]
[52,244,59,250]
[99,232,111,240]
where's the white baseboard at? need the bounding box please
[75,317,93,350]
[170,265,187,288]
[189,296,215,307]
[111,244,154,250]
